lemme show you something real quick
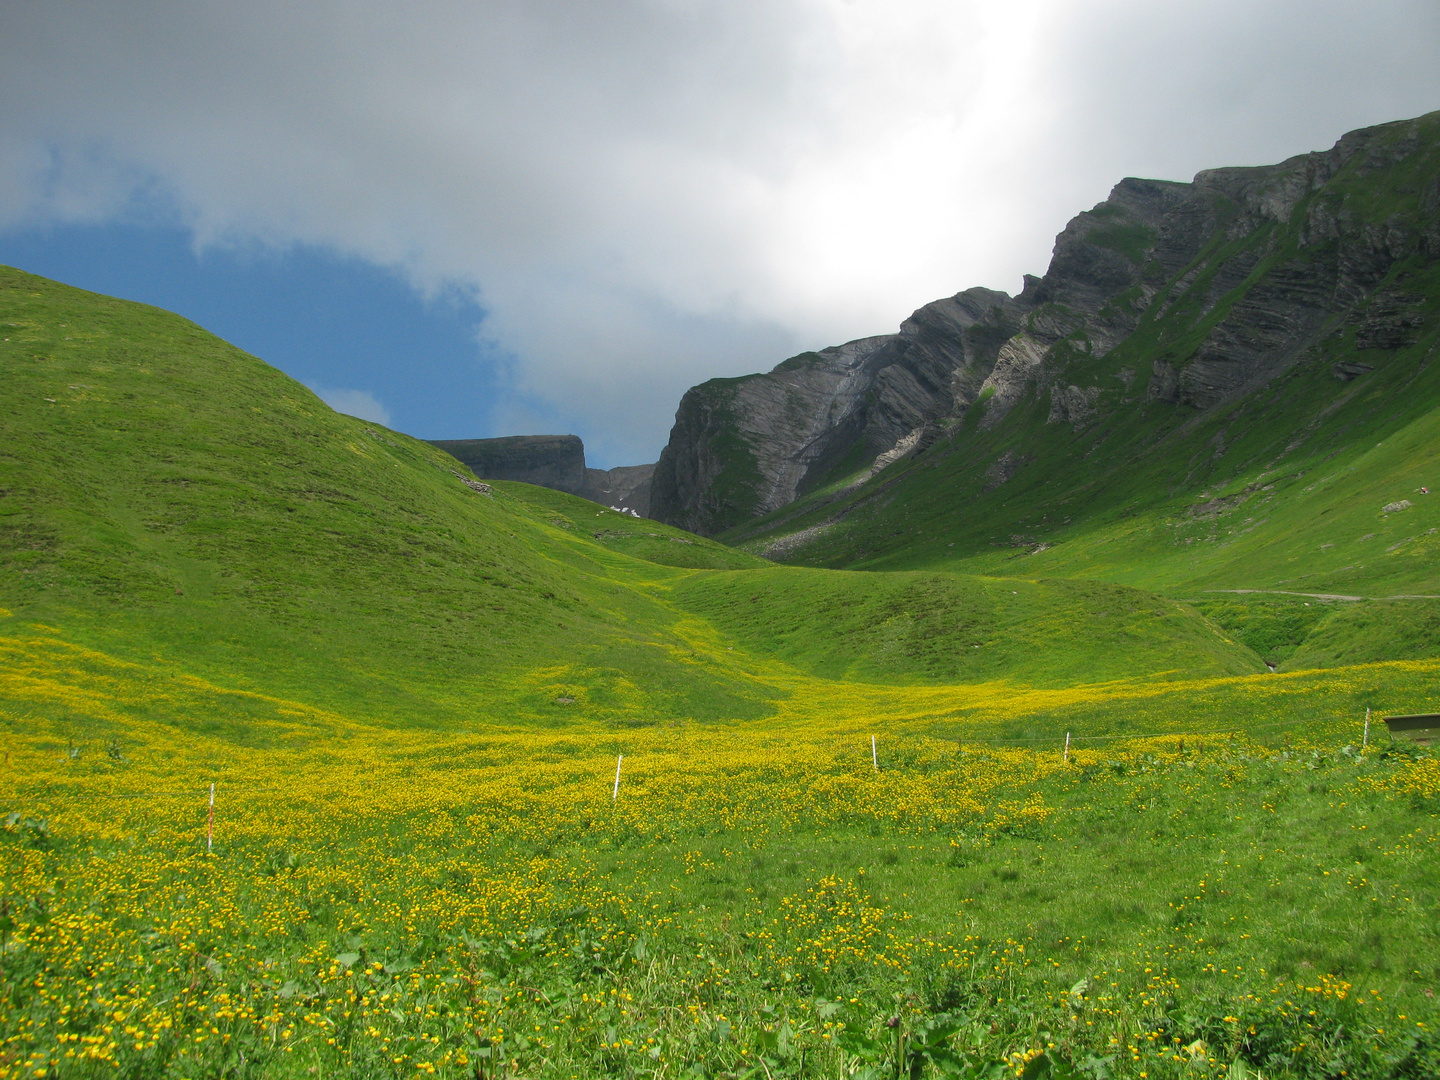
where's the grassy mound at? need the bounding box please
[672,568,1261,686]
[0,265,783,726]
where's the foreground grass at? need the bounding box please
[2,696,1438,1079]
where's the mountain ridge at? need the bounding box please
[647,111,1440,565]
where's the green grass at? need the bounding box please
[0,266,788,727]
[645,742,1440,1078]
[1085,222,1157,265]
[1182,597,1333,668]
[0,264,1296,731]
[494,482,765,571]
[3,723,1437,1079]
[672,568,1261,687]
[1282,599,1440,671]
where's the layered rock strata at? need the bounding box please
[429,435,653,515]
[649,113,1440,536]
[430,435,588,493]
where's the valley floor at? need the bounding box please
[2,626,1438,1079]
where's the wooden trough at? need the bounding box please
[1383,714,1440,746]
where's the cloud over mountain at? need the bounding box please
[2,0,1437,463]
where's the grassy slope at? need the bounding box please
[0,266,791,728]
[1,265,1295,734]
[671,568,1260,687]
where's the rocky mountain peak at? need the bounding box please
[648,110,1440,538]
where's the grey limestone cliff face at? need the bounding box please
[650,111,1440,536]
[429,435,589,493]
[429,435,653,515]
[581,464,654,516]
[649,290,1030,535]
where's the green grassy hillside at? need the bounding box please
[0,266,786,727]
[672,568,1261,686]
[1,265,1296,729]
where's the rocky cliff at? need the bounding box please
[647,291,1031,536]
[649,112,1440,537]
[582,463,654,516]
[431,435,588,493]
[430,435,653,515]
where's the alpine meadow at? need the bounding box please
[5,112,1440,1080]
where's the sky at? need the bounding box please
[2,2,1439,468]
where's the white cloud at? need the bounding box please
[1,0,1438,462]
[311,385,392,427]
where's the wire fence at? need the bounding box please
[956,714,1359,748]
[0,711,1388,806]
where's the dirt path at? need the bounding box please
[1202,588,1440,602]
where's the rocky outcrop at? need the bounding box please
[430,435,589,493]
[649,291,1031,535]
[430,435,653,515]
[977,332,1046,427]
[581,464,654,516]
[648,337,885,535]
[1354,291,1427,350]
[650,111,1440,536]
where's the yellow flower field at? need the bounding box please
[2,624,1438,1078]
